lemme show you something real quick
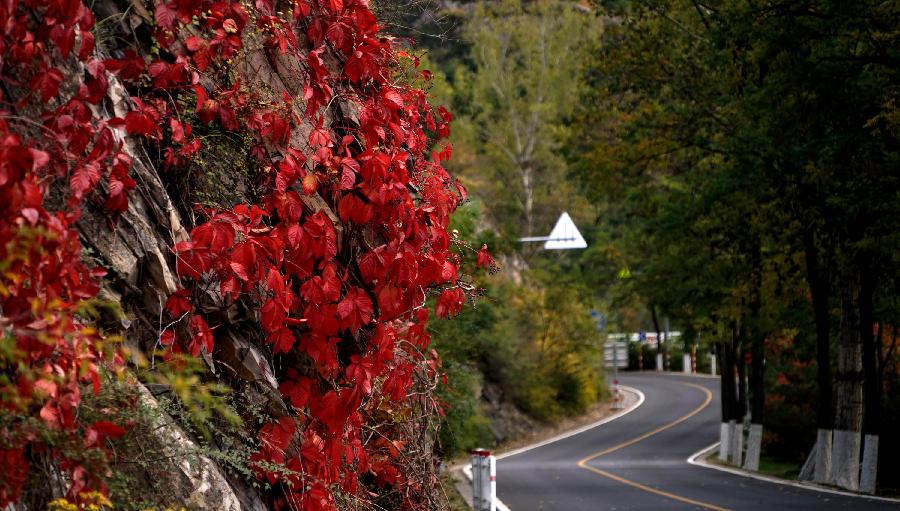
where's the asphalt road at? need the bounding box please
[496,372,900,510]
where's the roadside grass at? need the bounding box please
[440,471,470,511]
[707,452,801,480]
[757,456,802,480]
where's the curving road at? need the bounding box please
[496,373,900,510]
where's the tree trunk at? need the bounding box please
[745,329,765,472]
[735,323,747,423]
[744,244,765,472]
[732,323,747,466]
[521,162,534,236]
[831,271,864,491]
[859,266,879,494]
[717,342,732,461]
[650,305,664,370]
[802,228,833,483]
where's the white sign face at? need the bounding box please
[544,212,587,250]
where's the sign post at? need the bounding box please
[612,341,621,409]
[604,334,628,410]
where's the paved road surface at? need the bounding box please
[497,372,899,510]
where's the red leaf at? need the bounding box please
[300,264,341,304]
[78,30,95,61]
[31,67,64,102]
[185,36,207,52]
[125,111,156,136]
[89,421,127,439]
[304,212,337,259]
[311,389,350,433]
[337,194,373,225]
[302,173,318,195]
[105,173,136,214]
[39,402,61,429]
[476,244,494,269]
[173,242,213,279]
[267,327,296,353]
[275,191,305,223]
[337,288,373,332]
[155,2,179,30]
[188,315,214,356]
[261,298,286,333]
[308,122,332,147]
[279,373,313,408]
[69,163,100,198]
[376,283,404,320]
[259,416,296,453]
[165,289,193,317]
[191,220,236,252]
[305,304,341,338]
[104,50,146,81]
[345,355,374,395]
[383,89,404,110]
[50,24,76,58]
[229,241,259,282]
[435,287,465,318]
[325,22,352,53]
[160,329,176,346]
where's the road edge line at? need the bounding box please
[686,442,900,504]
[496,385,646,460]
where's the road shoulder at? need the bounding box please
[687,442,900,504]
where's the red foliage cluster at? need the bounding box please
[1,0,489,505]
[1,0,132,502]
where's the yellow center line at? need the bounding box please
[577,381,732,511]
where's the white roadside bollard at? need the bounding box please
[470,449,496,511]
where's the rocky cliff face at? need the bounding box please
[2,0,463,507]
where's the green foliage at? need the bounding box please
[430,201,608,455]
[444,0,601,241]
[571,0,900,489]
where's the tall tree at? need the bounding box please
[459,0,601,239]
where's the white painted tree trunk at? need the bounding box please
[813,428,833,484]
[830,429,862,491]
[859,434,878,494]
[730,420,743,466]
[709,354,716,376]
[743,424,763,472]
[656,353,663,371]
[830,276,864,491]
[798,441,816,481]
[719,423,731,461]
[683,354,691,374]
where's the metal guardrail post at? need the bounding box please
[470,449,496,511]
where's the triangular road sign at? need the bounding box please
[544,212,587,250]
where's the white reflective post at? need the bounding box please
[470,449,496,511]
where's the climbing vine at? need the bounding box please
[1,0,484,506]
